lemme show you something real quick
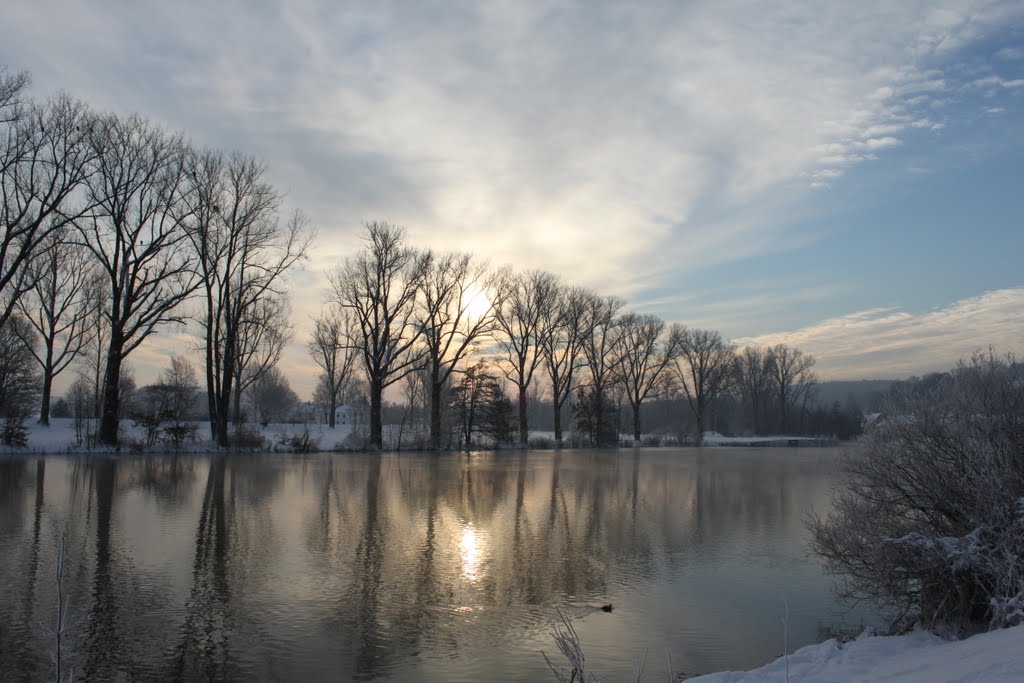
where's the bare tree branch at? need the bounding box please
[494,268,559,445]
[14,235,97,423]
[75,113,200,444]
[2,90,95,328]
[328,221,428,449]
[185,150,312,445]
[308,305,359,429]
[416,251,500,448]
[672,326,734,445]
[616,312,678,443]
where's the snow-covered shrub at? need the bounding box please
[276,425,320,453]
[809,350,1024,631]
[0,317,40,421]
[528,435,556,449]
[229,428,263,449]
[1,414,29,446]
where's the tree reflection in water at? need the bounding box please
[0,448,847,682]
[82,458,119,680]
[173,456,230,680]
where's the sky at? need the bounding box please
[2,1,1023,398]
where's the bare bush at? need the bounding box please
[809,350,1024,632]
[0,316,40,423]
[543,611,589,683]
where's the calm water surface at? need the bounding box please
[0,448,871,681]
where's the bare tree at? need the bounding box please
[449,361,514,448]
[329,221,428,449]
[673,326,734,446]
[416,251,499,449]
[0,315,40,421]
[769,344,816,433]
[809,351,1024,629]
[735,346,773,435]
[231,294,291,425]
[76,114,200,444]
[495,269,559,445]
[308,305,358,428]
[539,285,589,447]
[78,273,109,419]
[132,355,199,446]
[577,294,624,446]
[2,88,95,328]
[67,374,93,445]
[397,367,428,449]
[14,237,96,424]
[161,355,200,420]
[0,67,31,123]
[247,365,297,426]
[186,151,312,446]
[616,312,678,443]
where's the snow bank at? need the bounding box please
[691,623,1024,682]
[701,431,833,446]
[0,417,348,455]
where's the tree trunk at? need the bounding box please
[464,387,476,447]
[429,378,443,450]
[751,391,760,435]
[632,404,641,443]
[214,389,230,447]
[328,394,336,429]
[695,411,705,447]
[98,332,123,446]
[37,338,55,425]
[370,378,383,449]
[518,384,528,446]
[217,328,237,447]
[779,394,787,433]
[553,402,563,447]
[206,333,229,447]
[92,351,103,420]
[232,382,243,426]
[39,374,52,427]
[207,361,229,448]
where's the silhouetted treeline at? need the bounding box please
[3,65,866,451]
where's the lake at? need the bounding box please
[0,448,872,681]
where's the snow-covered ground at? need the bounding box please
[700,431,833,446]
[691,623,1024,682]
[0,417,349,455]
[1,420,841,455]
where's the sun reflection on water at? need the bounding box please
[460,523,485,582]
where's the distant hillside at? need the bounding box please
[811,379,895,412]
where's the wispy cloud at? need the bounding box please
[3,1,1022,393]
[736,289,1024,379]
[2,1,1019,289]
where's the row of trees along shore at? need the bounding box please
[0,67,310,447]
[1,65,827,450]
[315,222,824,450]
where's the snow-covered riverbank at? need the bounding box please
[0,417,336,455]
[2,419,840,455]
[691,623,1024,682]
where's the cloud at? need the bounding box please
[4,1,1023,396]
[970,75,1024,89]
[1,1,1018,291]
[735,289,1024,379]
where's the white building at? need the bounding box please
[333,404,361,432]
